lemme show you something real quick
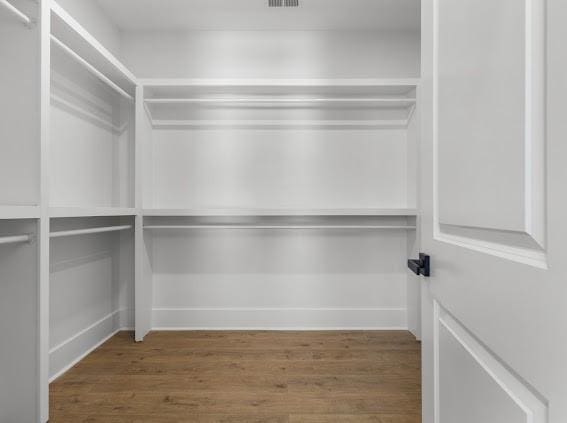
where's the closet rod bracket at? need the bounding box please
[25,18,37,29]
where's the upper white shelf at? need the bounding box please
[140,78,419,89]
[143,208,418,217]
[0,206,41,220]
[50,1,137,99]
[145,98,416,106]
[142,79,418,102]
[142,79,418,128]
[49,207,137,218]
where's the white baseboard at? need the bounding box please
[152,307,407,330]
[48,307,407,381]
[118,307,134,330]
[49,309,133,382]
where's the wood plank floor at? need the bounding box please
[50,331,421,422]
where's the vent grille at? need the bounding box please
[269,0,299,7]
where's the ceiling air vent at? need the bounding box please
[269,0,299,7]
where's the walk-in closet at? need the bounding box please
[3,0,565,422]
[3,1,423,420]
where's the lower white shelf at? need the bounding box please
[0,206,41,220]
[143,208,418,217]
[49,207,137,218]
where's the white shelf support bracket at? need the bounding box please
[406,104,417,125]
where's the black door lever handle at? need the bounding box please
[408,253,430,277]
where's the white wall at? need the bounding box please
[0,0,40,206]
[132,29,420,330]
[151,227,408,329]
[150,129,409,209]
[49,219,134,380]
[50,49,134,208]
[122,30,420,79]
[145,125,415,329]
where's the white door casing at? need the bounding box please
[421,0,567,422]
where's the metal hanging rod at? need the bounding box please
[151,119,409,129]
[0,0,32,26]
[145,98,417,105]
[51,94,127,134]
[50,35,133,102]
[144,225,416,230]
[50,225,132,239]
[0,234,33,245]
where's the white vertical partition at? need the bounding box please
[135,85,152,341]
[41,1,138,421]
[0,0,40,206]
[38,0,51,421]
[0,220,39,423]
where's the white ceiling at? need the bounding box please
[96,0,420,32]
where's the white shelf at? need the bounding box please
[142,79,418,102]
[0,206,41,220]
[140,78,420,88]
[49,207,137,218]
[143,79,417,129]
[143,208,418,217]
[145,98,416,106]
[50,0,137,98]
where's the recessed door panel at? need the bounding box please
[436,0,546,256]
[436,305,547,423]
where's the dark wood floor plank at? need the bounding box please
[50,330,421,422]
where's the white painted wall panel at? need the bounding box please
[49,219,134,380]
[154,274,406,309]
[151,129,409,210]
[50,106,117,207]
[50,53,133,208]
[50,249,114,349]
[0,2,40,206]
[150,229,407,329]
[122,30,420,79]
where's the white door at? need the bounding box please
[419,0,567,422]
